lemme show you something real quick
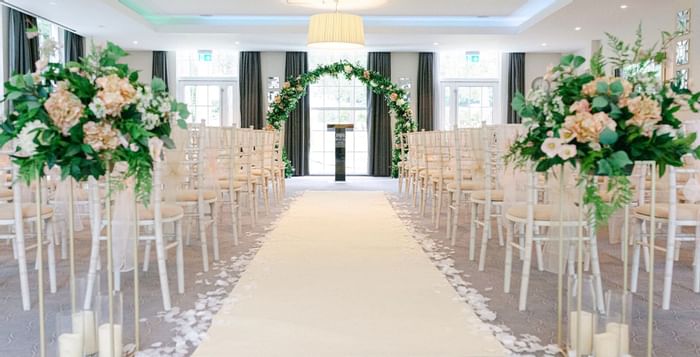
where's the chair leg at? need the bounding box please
[535,241,544,271]
[450,193,460,247]
[263,179,270,214]
[176,222,184,295]
[198,201,210,272]
[504,222,514,293]
[210,202,220,262]
[46,220,57,294]
[435,184,443,230]
[143,241,152,272]
[155,230,172,311]
[445,192,453,241]
[236,191,243,238]
[497,213,505,246]
[231,194,240,246]
[469,202,477,260]
[478,203,490,272]
[662,225,676,310]
[518,223,534,311]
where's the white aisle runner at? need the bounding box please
[193,191,506,357]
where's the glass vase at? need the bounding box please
[568,275,597,356]
[96,292,123,357]
[594,290,632,357]
[56,311,82,357]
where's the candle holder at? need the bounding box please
[96,292,123,357]
[56,311,82,357]
[74,278,98,356]
[594,290,632,357]
[568,274,597,357]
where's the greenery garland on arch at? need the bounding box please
[266,60,416,177]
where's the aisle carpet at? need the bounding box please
[192,191,506,356]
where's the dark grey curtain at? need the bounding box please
[64,31,84,62]
[367,52,392,177]
[284,52,309,176]
[8,8,39,75]
[239,52,263,129]
[507,53,525,124]
[417,52,435,131]
[152,51,169,91]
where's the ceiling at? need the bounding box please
[2,0,693,53]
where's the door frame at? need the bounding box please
[438,80,500,130]
[176,78,239,127]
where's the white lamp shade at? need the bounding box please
[307,12,365,49]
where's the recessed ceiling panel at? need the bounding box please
[126,0,528,17]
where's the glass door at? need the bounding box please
[440,82,497,129]
[178,80,239,127]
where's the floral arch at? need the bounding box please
[266,60,416,177]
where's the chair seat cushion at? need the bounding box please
[471,190,504,202]
[138,203,184,221]
[446,181,483,191]
[0,203,53,220]
[0,189,12,200]
[217,180,245,190]
[175,190,217,202]
[506,204,571,221]
[634,203,700,220]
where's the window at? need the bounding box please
[308,51,368,175]
[176,50,240,127]
[439,51,500,129]
[37,19,62,63]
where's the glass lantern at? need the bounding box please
[594,290,632,357]
[568,275,597,356]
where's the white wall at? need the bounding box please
[524,52,562,95]
[121,50,153,85]
[260,52,285,112]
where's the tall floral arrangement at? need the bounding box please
[266,60,416,177]
[507,28,700,223]
[1,40,188,202]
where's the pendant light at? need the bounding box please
[307,0,365,49]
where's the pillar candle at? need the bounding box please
[594,332,618,357]
[606,322,630,355]
[569,310,593,355]
[98,323,122,357]
[58,333,83,357]
[73,310,98,354]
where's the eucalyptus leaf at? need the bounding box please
[599,128,619,145]
[596,81,609,94]
[609,80,624,95]
[151,77,166,93]
[592,96,608,109]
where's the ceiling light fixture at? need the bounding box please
[132,40,139,45]
[307,0,365,49]
[541,42,547,47]
[620,4,628,9]
[574,26,582,31]
[234,41,240,45]
[433,42,439,46]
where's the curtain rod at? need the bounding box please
[0,0,80,34]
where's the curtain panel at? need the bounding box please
[507,52,525,124]
[8,8,39,75]
[417,52,435,131]
[64,31,84,63]
[284,52,310,176]
[367,52,392,177]
[152,50,169,91]
[239,51,264,129]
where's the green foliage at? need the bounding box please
[265,61,416,178]
[0,42,190,203]
[506,26,700,224]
